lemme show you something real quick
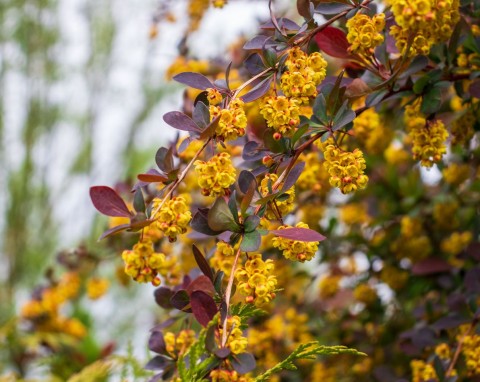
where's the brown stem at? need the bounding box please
[221,240,243,347]
[446,320,478,377]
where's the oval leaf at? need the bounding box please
[173,71,214,90]
[208,198,241,233]
[190,291,218,327]
[90,186,132,217]
[315,2,353,15]
[314,26,352,59]
[192,245,214,282]
[241,76,273,103]
[282,161,305,192]
[271,227,326,242]
[163,111,201,133]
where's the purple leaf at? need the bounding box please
[412,258,451,276]
[215,347,231,359]
[154,287,174,309]
[170,290,191,312]
[137,172,168,183]
[190,291,218,327]
[192,245,214,282]
[241,76,273,103]
[186,275,215,296]
[271,227,326,242]
[314,26,352,59]
[145,355,170,371]
[282,161,305,192]
[90,186,132,217]
[469,80,480,98]
[244,35,270,50]
[163,111,201,133]
[148,331,166,354]
[231,353,256,374]
[260,17,300,31]
[173,71,214,90]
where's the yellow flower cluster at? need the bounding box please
[260,173,295,220]
[457,52,480,73]
[405,100,448,167]
[441,231,472,256]
[443,163,470,185]
[340,203,371,226]
[236,254,277,306]
[435,343,451,360]
[433,200,459,230]
[318,274,342,299]
[353,108,393,154]
[194,152,237,196]
[21,272,86,339]
[121,240,166,286]
[451,109,476,146]
[210,99,247,142]
[384,143,410,165]
[390,0,460,56]
[212,0,227,8]
[187,0,210,31]
[220,316,248,354]
[353,284,377,305]
[391,216,432,262]
[322,144,369,194]
[164,329,196,357]
[210,241,236,276]
[346,13,385,56]
[458,326,480,376]
[259,95,300,137]
[210,370,252,382]
[165,56,209,80]
[207,87,223,105]
[86,277,109,300]
[272,222,319,262]
[153,196,192,241]
[280,47,327,104]
[297,152,331,194]
[380,265,409,290]
[411,360,438,382]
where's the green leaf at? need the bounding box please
[263,47,277,67]
[244,215,260,233]
[207,198,242,233]
[420,86,442,115]
[241,231,261,252]
[313,93,328,122]
[133,188,145,214]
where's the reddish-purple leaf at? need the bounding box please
[186,275,215,296]
[231,353,256,374]
[412,257,451,276]
[98,224,131,240]
[154,287,174,309]
[192,245,214,282]
[173,72,214,90]
[190,291,218,327]
[244,35,270,50]
[137,173,168,183]
[90,186,132,217]
[260,18,300,31]
[148,331,166,354]
[271,227,326,242]
[314,26,352,59]
[241,76,274,103]
[469,80,480,98]
[163,111,201,133]
[170,290,191,312]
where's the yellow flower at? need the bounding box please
[346,13,385,56]
[86,277,109,300]
[153,196,192,241]
[259,95,300,137]
[442,163,470,185]
[122,239,166,286]
[210,99,247,141]
[318,274,341,299]
[353,284,377,305]
[272,222,319,262]
[194,152,237,197]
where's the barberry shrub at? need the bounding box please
[10,0,480,380]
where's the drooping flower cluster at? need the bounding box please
[353,283,377,305]
[210,370,253,382]
[391,216,432,262]
[259,95,300,137]
[458,325,480,376]
[121,240,166,286]
[21,272,86,339]
[390,0,460,56]
[296,152,331,194]
[210,240,236,276]
[404,100,448,167]
[194,152,237,196]
[346,13,385,56]
[451,109,475,146]
[353,107,392,154]
[411,360,438,382]
[207,87,223,105]
[210,99,247,141]
[86,277,109,300]
[272,222,319,262]
[318,274,342,299]
[441,231,472,256]
[153,196,192,241]
[220,316,248,354]
[260,173,295,219]
[280,47,327,103]
[322,144,369,194]
[164,329,196,358]
[236,254,277,306]
[442,163,470,186]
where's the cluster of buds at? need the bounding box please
[236,254,277,306]
[353,107,392,154]
[280,47,327,104]
[194,152,237,196]
[272,222,319,262]
[322,144,369,194]
[259,95,300,137]
[346,13,385,56]
[260,173,295,220]
[21,272,87,339]
[210,99,247,141]
[152,196,192,241]
[121,240,166,286]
